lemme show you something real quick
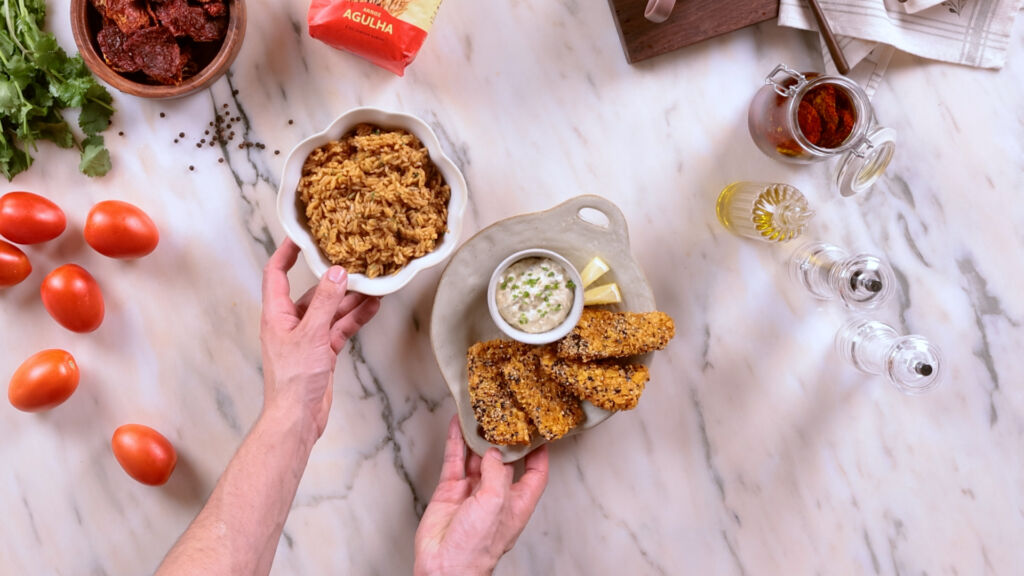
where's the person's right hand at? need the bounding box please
[414,416,549,576]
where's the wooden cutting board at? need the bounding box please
[608,0,779,63]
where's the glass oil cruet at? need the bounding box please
[790,242,895,309]
[716,182,815,243]
[835,319,943,394]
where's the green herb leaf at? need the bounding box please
[78,96,112,135]
[0,130,32,179]
[0,80,21,115]
[79,135,110,177]
[0,0,114,180]
[31,108,73,148]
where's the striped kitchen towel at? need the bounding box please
[779,0,1022,94]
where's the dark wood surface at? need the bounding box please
[608,0,779,64]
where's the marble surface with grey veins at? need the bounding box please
[1,1,1023,574]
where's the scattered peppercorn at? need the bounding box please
[274,150,280,155]
[179,132,185,138]
[288,119,294,125]
[118,131,124,136]
[188,165,194,171]
[159,112,165,118]
[218,158,224,163]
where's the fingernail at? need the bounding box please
[327,266,345,283]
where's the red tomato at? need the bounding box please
[0,239,31,286]
[8,349,80,412]
[111,424,177,486]
[84,201,159,259]
[0,191,67,244]
[41,264,105,333]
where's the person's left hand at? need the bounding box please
[260,238,380,438]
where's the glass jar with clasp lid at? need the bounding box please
[748,64,897,197]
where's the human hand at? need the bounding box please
[260,238,381,438]
[414,416,549,576]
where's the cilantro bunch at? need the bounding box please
[0,0,114,180]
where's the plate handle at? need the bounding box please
[551,195,631,242]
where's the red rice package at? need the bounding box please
[308,0,443,76]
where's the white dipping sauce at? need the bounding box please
[494,257,575,333]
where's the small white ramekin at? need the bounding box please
[486,249,584,345]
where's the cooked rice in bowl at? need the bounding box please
[297,124,451,278]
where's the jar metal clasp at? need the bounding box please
[765,64,806,97]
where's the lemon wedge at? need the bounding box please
[584,282,622,306]
[580,256,611,288]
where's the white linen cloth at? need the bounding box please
[778,0,1023,96]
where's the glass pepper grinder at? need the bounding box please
[835,318,943,394]
[790,242,895,309]
[716,182,814,243]
[748,64,897,197]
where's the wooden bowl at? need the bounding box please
[70,0,246,99]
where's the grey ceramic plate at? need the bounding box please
[430,195,656,462]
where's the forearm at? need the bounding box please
[155,403,318,576]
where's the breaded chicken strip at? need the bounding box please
[557,309,675,362]
[502,352,584,440]
[536,346,650,411]
[467,340,534,446]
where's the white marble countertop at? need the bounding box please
[2,1,1023,574]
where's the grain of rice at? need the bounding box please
[298,124,450,278]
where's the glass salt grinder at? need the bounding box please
[790,242,895,310]
[716,182,815,243]
[835,318,943,394]
[748,64,898,197]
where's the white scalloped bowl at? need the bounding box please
[277,107,468,296]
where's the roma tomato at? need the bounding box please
[0,191,66,244]
[8,349,80,412]
[111,424,177,486]
[0,239,31,286]
[41,264,105,333]
[84,201,159,259]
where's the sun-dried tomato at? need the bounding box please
[202,1,226,18]
[90,0,109,17]
[796,100,822,146]
[798,83,856,149]
[124,26,188,85]
[90,0,229,86]
[97,21,141,73]
[105,0,153,35]
[154,0,227,43]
